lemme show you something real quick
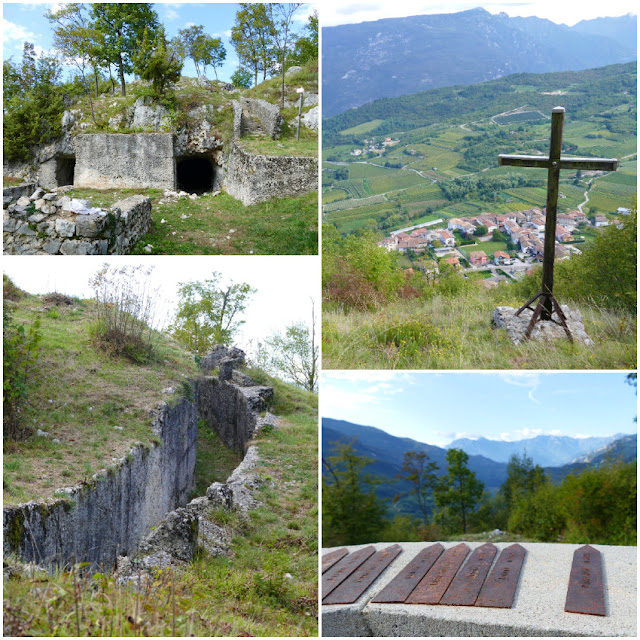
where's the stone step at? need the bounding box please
[321,541,637,637]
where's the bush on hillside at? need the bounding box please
[3,300,42,441]
[88,264,162,364]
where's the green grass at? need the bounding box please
[459,240,508,258]
[323,287,636,370]
[339,119,384,135]
[3,294,198,505]
[66,188,318,255]
[3,176,25,186]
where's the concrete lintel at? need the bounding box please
[321,541,637,637]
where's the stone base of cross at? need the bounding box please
[498,107,618,341]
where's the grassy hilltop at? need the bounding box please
[3,277,318,636]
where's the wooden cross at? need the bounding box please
[498,106,618,341]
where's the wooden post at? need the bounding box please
[296,89,304,142]
[540,107,564,320]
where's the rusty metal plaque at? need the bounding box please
[564,545,606,616]
[323,544,402,605]
[405,543,470,605]
[323,548,348,573]
[475,543,526,609]
[440,543,497,606]
[322,545,375,600]
[371,543,445,603]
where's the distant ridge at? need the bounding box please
[323,8,637,116]
[445,433,630,467]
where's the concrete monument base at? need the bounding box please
[322,541,636,637]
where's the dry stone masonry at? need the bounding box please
[3,188,151,255]
[3,346,275,574]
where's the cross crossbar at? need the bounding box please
[499,155,618,172]
[496,106,618,334]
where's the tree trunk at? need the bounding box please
[280,51,286,108]
[93,64,99,97]
[118,53,126,96]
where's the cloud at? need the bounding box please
[2,18,36,44]
[321,385,379,412]
[337,3,382,16]
[498,372,543,404]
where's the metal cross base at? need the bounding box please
[515,292,573,342]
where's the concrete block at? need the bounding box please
[322,542,637,637]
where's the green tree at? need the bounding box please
[231,67,252,89]
[133,26,182,102]
[434,448,484,533]
[91,3,159,97]
[322,439,387,546]
[394,451,439,526]
[291,10,318,65]
[45,3,105,102]
[257,301,318,392]
[266,3,303,107]
[231,3,275,87]
[196,35,226,80]
[170,273,255,356]
[3,43,65,162]
[500,452,547,513]
[474,225,488,236]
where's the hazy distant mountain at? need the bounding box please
[545,434,637,482]
[323,8,637,116]
[446,434,628,467]
[322,418,509,504]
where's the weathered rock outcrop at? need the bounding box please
[239,97,283,139]
[225,142,318,206]
[3,392,198,568]
[3,352,275,571]
[3,192,151,255]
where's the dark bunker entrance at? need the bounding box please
[56,156,76,187]
[176,156,215,194]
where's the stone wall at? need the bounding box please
[2,393,198,568]
[3,192,151,255]
[198,377,273,454]
[3,183,37,205]
[75,133,175,190]
[225,142,318,206]
[239,98,283,139]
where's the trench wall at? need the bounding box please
[2,376,265,568]
[224,142,318,206]
[75,133,175,190]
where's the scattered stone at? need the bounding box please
[16,196,30,207]
[113,426,123,431]
[144,244,153,253]
[206,482,233,510]
[285,65,303,77]
[137,507,198,563]
[492,305,593,345]
[30,188,45,201]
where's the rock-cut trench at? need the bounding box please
[2,347,274,572]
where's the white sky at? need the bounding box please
[2,255,320,358]
[321,0,637,27]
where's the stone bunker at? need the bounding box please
[2,347,273,571]
[322,541,637,637]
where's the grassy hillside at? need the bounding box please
[323,286,636,370]
[3,289,198,505]
[323,63,636,235]
[3,284,319,636]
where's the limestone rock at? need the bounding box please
[285,65,303,77]
[231,369,256,386]
[198,518,229,557]
[302,105,319,131]
[137,507,199,563]
[206,482,233,510]
[492,305,593,345]
[16,196,30,207]
[54,218,76,237]
[132,98,170,131]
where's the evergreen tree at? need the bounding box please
[394,451,439,526]
[323,440,387,546]
[133,26,182,102]
[434,448,484,533]
[500,452,547,513]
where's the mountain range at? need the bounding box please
[323,418,637,518]
[445,434,627,467]
[323,8,637,116]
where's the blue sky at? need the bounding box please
[321,371,637,446]
[2,3,315,84]
[322,0,637,27]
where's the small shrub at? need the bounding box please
[3,275,24,301]
[325,267,387,311]
[3,303,41,441]
[88,264,163,364]
[42,292,75,306]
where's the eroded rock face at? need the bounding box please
[493,305,593,345]
[225,142,317,206]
